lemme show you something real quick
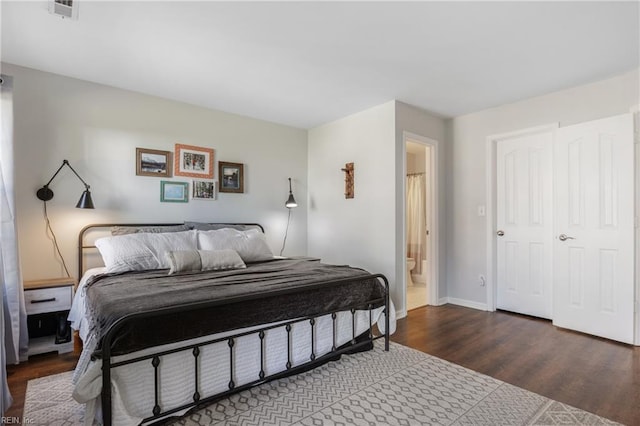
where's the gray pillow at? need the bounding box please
[165,249,246,274]
[184,222,262,232]
[111,224,191,236]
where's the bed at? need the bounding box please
[69,223,394,425]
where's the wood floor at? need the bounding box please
[5,304,639,424]
[4,338,81,421]
[392,305,640,426]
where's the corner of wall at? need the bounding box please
[306,100,398,306]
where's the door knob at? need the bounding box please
[496,230,504,236]
[558,234,575,241]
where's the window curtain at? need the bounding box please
[1,74,27,414]
[406,173,426,275]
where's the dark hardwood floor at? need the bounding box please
[5,304,639,424]
[5,337,82,420]
[392,305,640,426]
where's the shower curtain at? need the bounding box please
[406,173,426,275]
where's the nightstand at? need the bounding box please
[22,277,75,360]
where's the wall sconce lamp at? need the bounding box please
[280,178,297,256]
[36,159,94,279]
[36,159,94,209]
[285,177,297,208]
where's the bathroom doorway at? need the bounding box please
[404,134,437,312]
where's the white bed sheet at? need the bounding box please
[69,269,395,426]
[68,267,106,341]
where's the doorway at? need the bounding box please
[403,132,438,313]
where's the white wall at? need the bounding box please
[406,152,420,174]
[307,101,397,304]
[9,59,635,313]
[406,144,426,174]
[446,68,640,306]
[4,63,308,281]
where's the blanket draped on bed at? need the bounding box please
[83,258,385,357]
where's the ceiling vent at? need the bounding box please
[49,0,79,20]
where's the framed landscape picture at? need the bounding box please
[192,180,216,200]
[219,162,244,193]
[174,143,214,179]
[136,148,172,177]
[160,181,188,203]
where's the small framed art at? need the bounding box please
[192,180,216,200]
[160,181,189,203]
[136,148,172,177]
[174,143,214,179]
[219,162,244,193]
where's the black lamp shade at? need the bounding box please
[285,177,297,209]
[285,193,297,208]
[76,189,94,209]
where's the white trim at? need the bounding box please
[632,105,640,346]
[445,297,488,312]
[402,131,440,313]
[485,123,559,312]
[396,308,407,320]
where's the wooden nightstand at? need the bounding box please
[22,277,75,360]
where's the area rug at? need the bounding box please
[23,341,618,425]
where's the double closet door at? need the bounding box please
[496,113,635,344]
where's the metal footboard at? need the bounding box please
[96,274,390,426]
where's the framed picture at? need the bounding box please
[192,180,216,200]
[136,148,172,177]
[174,143,214,179]
[160,181,188,203]
[219,162,244,193]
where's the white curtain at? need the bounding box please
[1,74,27,414]
[406,173,426,274]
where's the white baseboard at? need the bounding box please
[435,297,448,306]
[396,308,407,320]
[443,297,488,312]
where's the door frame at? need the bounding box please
[402,131,439,315]
[485,123,559,312]
[632,104,640,346]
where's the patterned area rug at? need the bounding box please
[23,341,618,425]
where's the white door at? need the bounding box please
[496,131,554,319]
[553,114,635,344]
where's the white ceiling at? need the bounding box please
[1,1,638,129]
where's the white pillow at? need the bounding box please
[95,230,198,273]
[197,228,273,263]
[165,249,246,274]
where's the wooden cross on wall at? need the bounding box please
[341,162,354,199]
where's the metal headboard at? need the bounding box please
[77,223,265,279]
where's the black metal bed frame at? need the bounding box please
[78,223,390,426]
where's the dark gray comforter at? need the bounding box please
[85,258,385,356]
